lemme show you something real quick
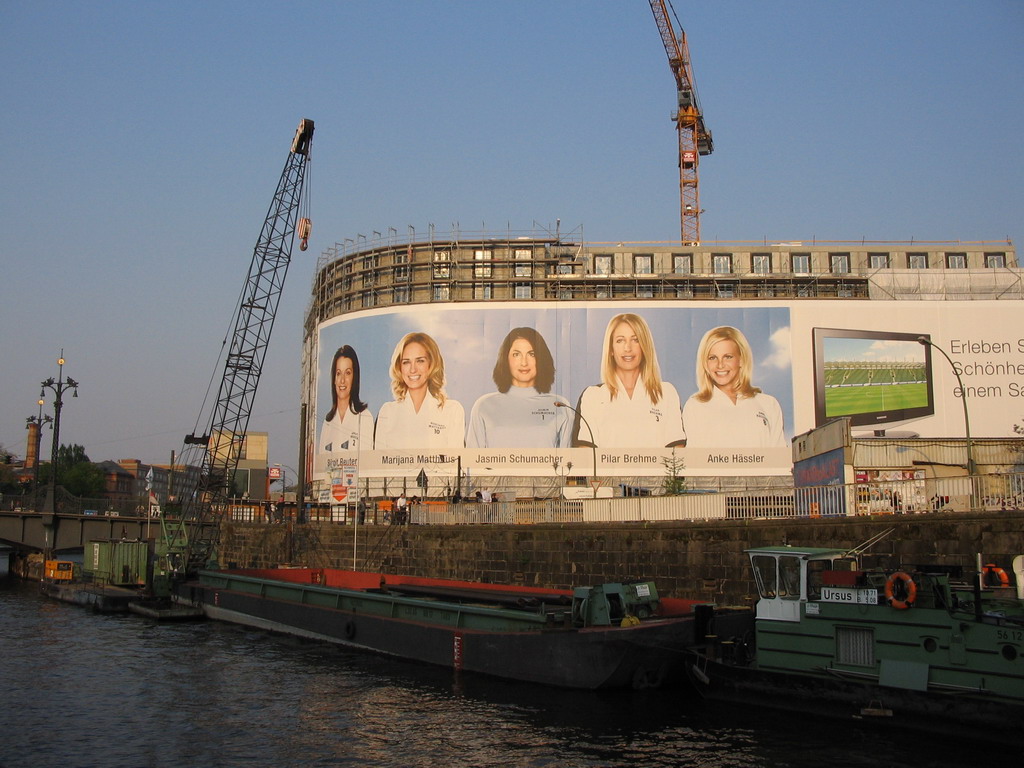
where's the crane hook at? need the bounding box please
[298,217,312,252]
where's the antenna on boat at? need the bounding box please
[842,528,896,559]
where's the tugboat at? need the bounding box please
[688,532,1024,740]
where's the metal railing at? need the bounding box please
[392,473,1024,525]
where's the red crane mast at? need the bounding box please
[648,0,712,245]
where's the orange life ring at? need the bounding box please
[884,571,917,610]
[982,564,1011,587]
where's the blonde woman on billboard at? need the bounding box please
[682,325,786,448]
[574,313,685,448]
[374,332,465,449]
[319,345,375,453]
[467,327,571,448]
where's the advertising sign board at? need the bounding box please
[311,300,1023,481]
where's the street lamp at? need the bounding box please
[40,351,79,515]
[917,337,975,475]
[555,402,598,498]
[26,397,53,496]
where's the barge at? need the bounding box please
[688,543,1024,739]
[181,567,752,690]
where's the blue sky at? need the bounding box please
[2,1,1022,473]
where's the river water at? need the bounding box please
[1,578,989,768]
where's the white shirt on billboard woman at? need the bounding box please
[374,332,465,450]
[319,345,375,453]
[681,325,786,448]
[574,313,686,449]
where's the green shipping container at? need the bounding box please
[84,540,149,586]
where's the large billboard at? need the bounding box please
[312,300,1023,482]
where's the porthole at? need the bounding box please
[1001,645,1018,662]
[922,637,938,653]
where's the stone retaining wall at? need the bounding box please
[217,510,1024,605]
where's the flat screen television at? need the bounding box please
[812,327,935,434]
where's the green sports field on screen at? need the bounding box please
[824,378,929,418]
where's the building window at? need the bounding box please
[908,252,928,269]
[394,251,409,281]
[673,254,692,275]
[945,252,967,269]
[474,249,492,278]
[716,281,737,298]
[392,286,409,304]
[514,284,532,299]
[637,283,655,298]
[868,253,890,269]
[594,254,612,275]
[361,291,376,308]
[433,251,451,279]
[433,285,450,301]
[556,263,574,275]
[830,253,850,274]
[473,283,492,300]
[757,284,775,297]
[675,286,693,298]
[712,253,732,274]
[634,254,653,274]
[985,252,1006,269]
[792,253,811,274]
[752,253,772,275]
[514,248,533,278]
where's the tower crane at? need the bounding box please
[172,118,314,575]
[648,0,712,245]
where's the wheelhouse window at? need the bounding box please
[751,555,778,599]
[779,556,802,600]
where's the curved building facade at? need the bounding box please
[302,231,1020,502]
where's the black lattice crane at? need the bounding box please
[175,118,314,574]
[648,0,712,245]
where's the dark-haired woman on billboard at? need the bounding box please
[682,325,786,447]
[574,313,685,448]
[467,327,571,448]
[375,332,465,449]
[319,345,375,453]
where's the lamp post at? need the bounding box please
[917,337,975,475]
[26,398,53,498]
[40,351,79,514]
[555,402,598,498]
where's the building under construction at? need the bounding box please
[301,231,1021,503]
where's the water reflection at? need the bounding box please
[0,580,991,767]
